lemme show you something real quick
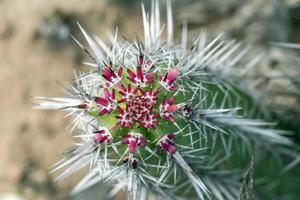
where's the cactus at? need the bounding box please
[34,1,298,200]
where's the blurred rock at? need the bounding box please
[287,0,300,6]
[108,0,139,7]
[35,10,78,48]
[0,22,14,40]
[0,193,25,200]
[177,0,241,25]
[287,0,300,43]
[17,160,59,200]
[177,0,291,44]
[258,46,300,136]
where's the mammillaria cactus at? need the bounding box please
[34,1,298,200]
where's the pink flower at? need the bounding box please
[95,89,116,115]
[140,87,161,106]
[157,134,176,155]
[94,129,112,143]
[118,84,138,103]
[128,94,152,121]
[102,67,123,88]
[116,106,134,128]
[117,85,159,129]
[140,113,159,128]
[127,66,153,87]
[138,55,154,71]
[159,68,179,91]
[123,133,146,154]
[159,97,178,123]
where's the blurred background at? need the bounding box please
[0,0,300,199]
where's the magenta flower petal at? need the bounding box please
[94,129,112,143]
[158,134,177,155]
